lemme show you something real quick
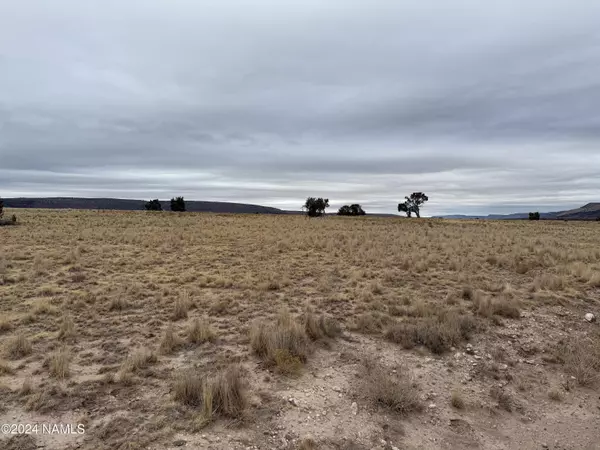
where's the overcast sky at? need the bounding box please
[1,0,599,215]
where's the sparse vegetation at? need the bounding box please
[398,192,429,218]
[2,209,600,449]
[144,199,162,211]
[360,359,422,415]
[303,197,329,217]
[338,204,366,216]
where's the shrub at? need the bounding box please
[170,196,186,212]
[361,359,422,415]
[528,212,540,220]
[338,204,366,216]
[144,199,162,211]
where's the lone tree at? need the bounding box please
[528,212,540,221]
[170,196,186,212]
[303,197,329,217]
[398,192,429,218]
[338,204,366,216]
[0,197,3,218]
[144,199,162,211]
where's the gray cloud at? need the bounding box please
[1,0,599,215]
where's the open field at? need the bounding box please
[1,209,600,450]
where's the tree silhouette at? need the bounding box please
[144,199,162,211]
[398,192,429,218]
[338,204,366,216]
[303,197,329,217]
[170,197,186,212]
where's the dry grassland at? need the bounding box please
[1,209,599,450]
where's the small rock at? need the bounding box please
[428,403,437,409]
[542,444,549,449]
[172,440,186,447]
[351,402,358,415]
[465,344,474,355]
[288,398,298,407]
[499,364,508,371]
[332,386,342,392]
[584,313,596,323]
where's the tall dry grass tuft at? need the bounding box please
[6,334,32,359]
[173,364,247,424]
[250,310,312,374]
[187,317,216,344]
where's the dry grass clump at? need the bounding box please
[297,438,318,450]
[250,310,312,374]
[352,311,392,334]
[160,325,183,354]
[120,349,158,375]
[471,292,520,319]
[48,347,71,379]
[0,359,14,375]
[533,274,565,291]
[5,334,32,359]
[57,314,76,341]
[360,359,422,415]
[385,311,477,354]
[0,318,13,334]
[547,387,563,402]
[173,364,247,423]
[555,336,600,386]
[490,386,513,412]
[172,296,190,321]
[451,390,465,409]
[108,297,129,311]
[303,308,341,340]
[187,317,216,344]
[32,299,59,316]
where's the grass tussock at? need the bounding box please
[303,308,341,340]
[57,314,76,341]
[108,297,129,311]
[385,310,477,354]
[187,317,216,344]
[451,390,465,409]
[48,347,71,379]
[0,318,13,334]
[360,359,422,415]
[0,359,14,375]
[5,334,32,359]
[173,364,247,423]
[250,310,312,374]
[160,325,183,354]
[471,292,520,319]
[556,337,600,386]
[120,349,158,375]
[172,297,190,321]
[352,311,392,334]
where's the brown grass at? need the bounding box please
[556,337,600,386]
[451,390,465,409]
[250,310,312,374]
[5,334,32,359]
[173,364,247,423]
[48,347,71,379]
[187,317,216,344]
[4,209,600,449]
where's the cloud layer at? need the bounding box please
[1,0,599,215]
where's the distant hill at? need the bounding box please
[435,203,600,221]
[3,197,286,214]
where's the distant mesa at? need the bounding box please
[3,197,286,214]
[435,203,600,221]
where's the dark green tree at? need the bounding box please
[303,197,329,217]
[0,197,3,218]
[528,212,540,220]
[144,199,162,211]
[398,192,428,218]
[338,204,366,216]
[170,196,186,212]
